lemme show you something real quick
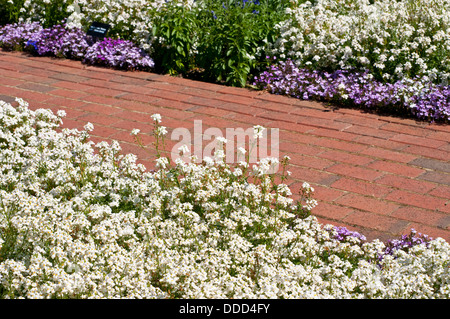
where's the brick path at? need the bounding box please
[1,50,449,243]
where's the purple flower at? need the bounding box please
[83,38,154,70]
[0,22,43,50]
[0,22,154,71]
[254,59,450,123]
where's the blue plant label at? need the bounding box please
[86,22,111,38]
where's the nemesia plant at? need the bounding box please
[0,98,449,299]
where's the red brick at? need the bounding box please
[290,106,343,121]
[310,202,353,221]
[278,142,323,157]
[390,133,447,149]
[0,76,26,87]
[288,155,334,170]
[90,124,121,139]
[254,100,297,113]
[296,116,351,131]
[289,166,340,186]
[335,193,399,215]
[385,190,448,210]
[360,147,417,163]
[49,88,89,100]
[151,98,193,111]
[313,138,369,153]
[390,206,448,228]
[81,103,122,116]
[426,131,450,142]
[307,184,345,202]
[270,121,315,134]
[81,94,123,106]
[52,81,92,91]
[331,177,392,198]
[438,202,450,214]
[343,124,397,139]
[375,174,437,193]
[343,210,410,235]
[85,87,125,98]
[77,113,121,126]
[380,122,432,137]
[403,145,450,161]
[428,185,450,199]
[335,114,385,128]
[308,127,359,142]
[326,163,384,181]
[110,119,154,134]
[366,160,425,178]
[352,135,407,151]
[319,150,373,166]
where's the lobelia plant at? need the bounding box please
[0,21,43,51]
[0,22,155,71]
[24,23,89,59]
[83,37,155,70]
[254,58,450,122]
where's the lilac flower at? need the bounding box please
[83,38,154,70]
[0,22,43,50]
[0,22,154,71]
[254,59,450,122]
[330,226,367,242]
[378,229,433,262]
[25,24,89,59]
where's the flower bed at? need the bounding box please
[0,98,449,299]
[254,58,450,122]
[1,0,449,122]
[0,22,154,70]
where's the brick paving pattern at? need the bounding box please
[1,50,449,242]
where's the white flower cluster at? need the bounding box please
[1,98,449,299]
[273,0,450,83]
[19,0,198,51]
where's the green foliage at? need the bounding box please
[0,0,73,28]
[0,0,26,25]
[150,3,198,75]
[151,0,290,87]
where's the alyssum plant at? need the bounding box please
[0,98,449,298]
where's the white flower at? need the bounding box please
[253,125,265,139]
[130,128,140,136]
[151,113,162,123]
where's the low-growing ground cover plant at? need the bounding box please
[0,98,449,299]
[254,58,450,122]
[0,22,154,70]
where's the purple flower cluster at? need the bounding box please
[83,38,154,70]
[25,24,89,59]
[0,21,43,51]
[254,59,450,122]
[381,229,432,259]
[330,226,367,242]
[0,22,154,71]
